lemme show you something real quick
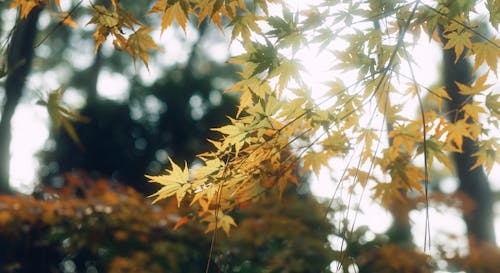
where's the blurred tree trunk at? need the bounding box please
[0,7,41,194]
[441,34,496,245]
[86,48,102,105]
[385,123,413,247]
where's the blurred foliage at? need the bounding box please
[2,172,496,273]
[446,239,500,273]
[0,172,338,273]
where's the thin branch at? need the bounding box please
[422,3,500,49]
[34,0,83,48]
[402,42,431,251]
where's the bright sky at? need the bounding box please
[6,1,500,270]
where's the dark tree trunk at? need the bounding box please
[86,48,102,105]
[0,7,42,194]
[442,35,496,245]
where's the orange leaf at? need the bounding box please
[173,216,189,230]
[127,27,160,68]
[149,0,190,34]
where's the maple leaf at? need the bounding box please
[267,7,304,52]
[88,1,145,55]
[428,86,452,112]
[52,11,78,28]
[88,5,121,52]
[456,73,493,95]
[222,0,249,18]
[195,0,224,30]
[254,0,272,15]
[302,151,329,176]
[149,0,190,34]
[417,136,454,172]
[347,168,377,187]
[127,27,160,68]
[202,212,237,235]
[322,131,350,156]
[37,87,90,149]
[372,182,407,209]
[470,41,500,74]
[485,92,500,118]
[211,122,248,155]
[271,58,303,91]
[228,14,263,43]
[173,216,189,230]
[443,119,474,152]
[146,158,190,206]
[443,31,473,63]
[430,86,452,100]
[461,102,486,122]
[388,122,423,154]
[471,139,500,174]
[486,0,500,29]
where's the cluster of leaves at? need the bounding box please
[10,0,500,238]
[146,0,500,235]
[0,172,337,272]
[9,0,275,67]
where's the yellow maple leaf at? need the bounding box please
[461,102,485,122]
[470,41,500,74]
[52,11,78,28]
[456,73,493,96]
[428,86,452,112]
[149,0,190,34]
[455,73,492,95]
[195,0,224,30]
[87,5,121,52]
[486,92,500,118]
[228,14,263,43]
[127,27,160,68]
[444,119,474,152]
[202,212,237,235]
[146,158,190,206]
[443,31,473,63]
[37,87,90,149]
[302,151,329,176]
[471,139,500,174]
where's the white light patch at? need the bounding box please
[97,70,130,101]
[399,36,442,87]
[311,162,393,234]
[63,88,86,109]
[10,103,49,194]
[410,207,468,256]
[440,177,459,194]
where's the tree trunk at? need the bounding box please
[442,35,496,245]
[0,7,42,194]
[385,122,414,247]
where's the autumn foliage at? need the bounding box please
[4,0,500,272]
[0,172,338,272]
